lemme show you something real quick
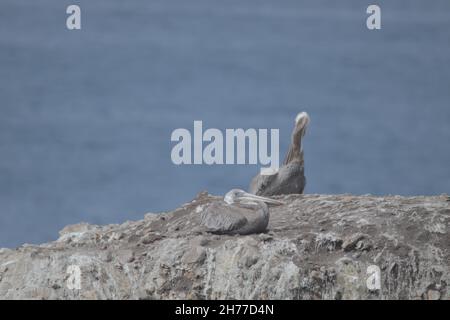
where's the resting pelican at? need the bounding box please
[249,112,310,196]
[200,189,283,235]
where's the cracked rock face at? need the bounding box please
[0,193,448,300]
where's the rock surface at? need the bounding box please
[0,193,448,300]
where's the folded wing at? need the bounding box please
[200,202,248,234]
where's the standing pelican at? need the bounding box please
[249,112,310,196]
[200,189,283,235]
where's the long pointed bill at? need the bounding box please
[240,192,284,205]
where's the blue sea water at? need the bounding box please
[1,0,449,247]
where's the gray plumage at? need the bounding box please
[200,189,283,235]
[249,112,309,196]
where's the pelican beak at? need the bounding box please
[240,192,284,205]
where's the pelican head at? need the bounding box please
[295,112,310,132]
[290,111,310,146]
[224,189,284,205]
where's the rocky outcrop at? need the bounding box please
[0,193,448,300]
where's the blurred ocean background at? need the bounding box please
[1,0,449,247]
